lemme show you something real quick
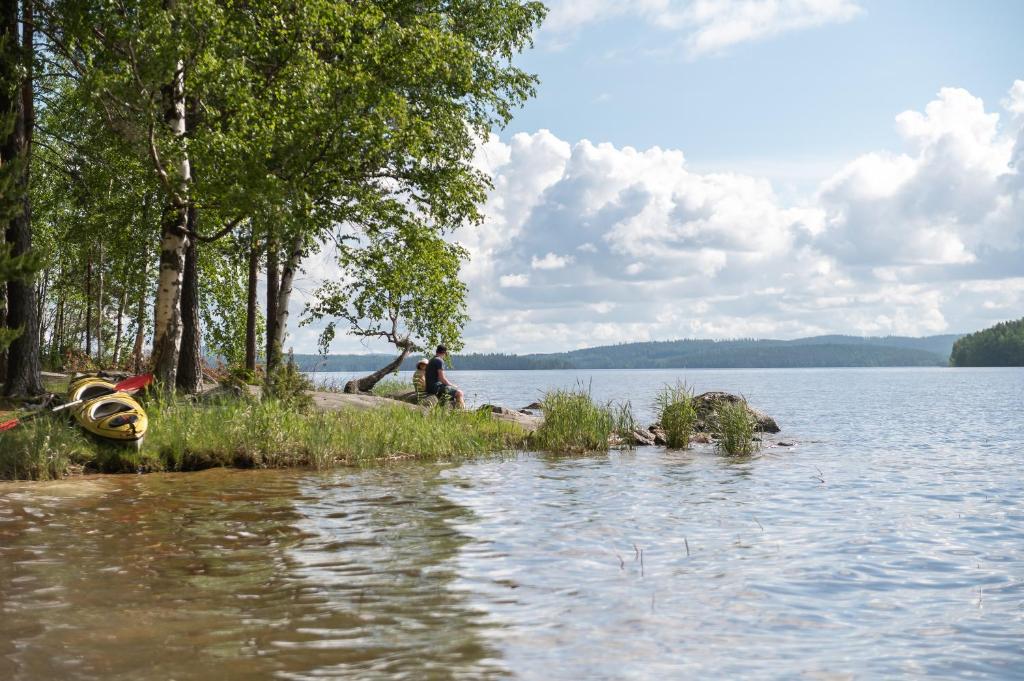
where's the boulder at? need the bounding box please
[690,391,780,434]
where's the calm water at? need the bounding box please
[2,368,1023,679]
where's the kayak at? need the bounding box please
[66,376,149,448]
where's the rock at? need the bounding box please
[691,391,780,434]
[521,401,544,411]
[776,441,795,447]
[312,391,424,413]
[692,432,711,444]
[648,425,668,446]
[629,428,655,446]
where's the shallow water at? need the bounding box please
[2,368,1023,679]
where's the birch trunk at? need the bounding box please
[268,234,302,379]
[244,229,259,372]
[150,61,190,388]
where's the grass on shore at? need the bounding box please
[1,395,529,480]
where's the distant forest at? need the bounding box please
[294,334,963,372]
[950,319,1024,366]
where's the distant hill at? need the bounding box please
[950,318,1024,366]
[295,334,963,372]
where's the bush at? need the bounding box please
[715,399,759,455]
[266,350,314,411]
[655,382,696,449]
[532,387,619,453]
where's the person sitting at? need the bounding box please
[425,345,465,409]
[412,358,429,400]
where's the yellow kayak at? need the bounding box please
[66,376,149,448]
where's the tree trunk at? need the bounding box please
[176,204,202,393]
[264,233,279,379]
[150,61,190,389]
[345,343,414,394]
[0,282,7,385]
[244,229,259,372]
[269,234,302,379]
[85,255,92,357]
[111,285,128,367]
[96,243,104,363]
[131,273,147,374]
[3,0,43,396]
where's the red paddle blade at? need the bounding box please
[0,417,20,432]
[115,373,153,392]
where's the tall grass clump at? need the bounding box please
[655,382,697,449]
[0,419,93,480]
[531,387,617,453]
[715,400,759,455]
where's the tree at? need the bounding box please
[32,0,546,394]
[304,224,468,393]
[1,1,43,395]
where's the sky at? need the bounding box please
[291,0,1024,356]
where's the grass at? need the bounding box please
[714,399,760,455]
[531,386,634,453]
[655,382,697,449]
[0,394,530,479]
[0,418,94,480]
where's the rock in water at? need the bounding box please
[691,392,780,433]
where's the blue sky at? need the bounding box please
[294,0,1024,355]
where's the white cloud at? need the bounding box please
[541,0,863,58]
[499,273,530,288]
[297,81,1024,355]
[445,80,1024,353]
[531,252,574,270]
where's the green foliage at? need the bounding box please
[714,400,759,456]
[305,225,469,355]
[656,382,697,449]
[950,318,1024,366]
[32,0,546,376]
[532,387,618,453]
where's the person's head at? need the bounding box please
[435,345,447,357]
[416,358,428,370]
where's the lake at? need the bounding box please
[2,367,1022,679]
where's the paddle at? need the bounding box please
[0,373,153,432]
